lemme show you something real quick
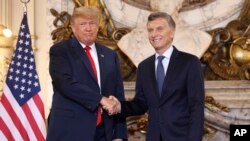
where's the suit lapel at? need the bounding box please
[95,44,106,91]
[160,47,180,104]
[148,56,161,99]
[70,38,98,83]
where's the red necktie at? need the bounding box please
[85,46,102,126]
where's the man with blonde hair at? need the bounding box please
[47,6,127,141]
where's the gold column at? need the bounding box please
[0,24,14,99]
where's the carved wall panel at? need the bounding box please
[201,0,250,80]
[50,0,249,81]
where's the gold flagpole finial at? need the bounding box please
[20,0,30,13]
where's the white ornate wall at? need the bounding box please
[103,0,243,30]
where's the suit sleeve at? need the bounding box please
[112,53,128,139]
[187,57,205,141]
[49,45,101,111]
[120,63,148,117]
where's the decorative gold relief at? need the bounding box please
[0,24,14,99]
[127,114,148,134]
[50,9,72,44]
[0,56,11,93]
[205,96,230,113]
[50,0,250,81]
[204,125,217,135]
[201,0,250,80]
[230,36,250,66]
[50,0,136,80]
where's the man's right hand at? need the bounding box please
[100,96,121,115]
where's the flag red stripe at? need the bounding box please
[1,94,29,140]
[22,102,45,141]
[33,94,45,122]
[0,117,15,141]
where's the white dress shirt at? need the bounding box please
[155,46,174,76]
[80,42,101,89]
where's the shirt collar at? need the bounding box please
[79,42,95,49]
[155,45,174,60]
[79,42,97,53]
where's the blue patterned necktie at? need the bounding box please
[156,56,165,96]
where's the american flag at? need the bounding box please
[0,13,46,141]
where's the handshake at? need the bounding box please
[100,96,121,115]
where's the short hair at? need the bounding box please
[147,12,176,29]
[70,6,100,24]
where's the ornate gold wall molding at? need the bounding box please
[201,0,250,80]
[0,24,14,99]
[0,50,12,94]
[50,0,136,80]
[50,0,249,81]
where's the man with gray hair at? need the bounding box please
[109,12,205,141]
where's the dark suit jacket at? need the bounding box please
[47,37,127,141]
[121,47,204,141]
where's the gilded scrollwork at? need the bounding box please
[50,0,250,81]
[201,0,250,80]
[0,25,14,99]
[50,0,136,80]
[127,114,148,134]
[0,56,11,98]
[52,0,126,43]
[50,9,72,44]
[205,96,230,113]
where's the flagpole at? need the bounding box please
[20,0,30,13]
[0,0,46,140]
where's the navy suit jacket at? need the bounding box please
[121,47,204,141]
[47,38,127,141]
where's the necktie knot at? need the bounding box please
[84,46,97,78]
[85,46,91,52]
[157,56,165,62]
